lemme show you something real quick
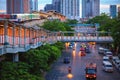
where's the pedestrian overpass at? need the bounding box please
[0,19,114,61]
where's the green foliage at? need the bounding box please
[66,19,78,24]
[41,20,66,31]
[87,13,120,53]
[40,20,73,33]
[0,62,43,80]
[1,41,63,80]
[111,22,120,45]
[87,13,111,26]
[22,49,49,74]
[52,41,65,51]
[38,44,61,63]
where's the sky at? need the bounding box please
[0,0,120,17]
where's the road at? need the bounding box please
[45,42,120,80]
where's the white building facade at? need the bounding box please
[82,0,100,18]
[60,0,80,20]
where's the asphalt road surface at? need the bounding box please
[45,42,120,80]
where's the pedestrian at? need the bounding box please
[68,66,72,73]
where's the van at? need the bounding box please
[102,61,113,72]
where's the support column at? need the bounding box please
[12,24,15,47]
[4,20,9,54]
[96,31,99,39]
[4,20,9,45]
[24,28,26,46]
[13,53,19,62]
[19,26,21,47]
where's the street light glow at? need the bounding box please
[67,73,73,79]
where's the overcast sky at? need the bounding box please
[0,0,120,16]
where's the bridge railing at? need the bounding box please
[56,36,113,42]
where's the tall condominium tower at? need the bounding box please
[118,6,120,12]
[34,0,38,11]
[30,0,33,12]
[7,0,30,14]
[30,0,38,12]
[110,5,117,18]
[60,0,80,20]
[82,0,100,18]
[52,0,60,12]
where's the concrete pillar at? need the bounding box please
[19,26,21,47]
[12,24,15,47]
[13,53,19,62]
[96,31,99,40]
[24,28,26,46]
[4,20,9,45]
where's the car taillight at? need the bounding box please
[93,74,96,77]
[86,74,89,77]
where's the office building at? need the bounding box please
[30,0,33,12]
[60,0,80,20]
[34,0,38,11]
[118,6,120,12]
[118,6,120,18]
[52,0,60,12]
[7,0,30,14]
[82,0,100,18]
[110,5,117,18]
[44,4,53,12]
[29,0,38,12]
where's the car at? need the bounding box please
[102,61,113,72]
[79,51,86,56]
[114,59,120,69]
[80,47,85,51]
[105,51,113,59]
[98,47,109,54]
[103,49,110,54]
[103,56,109,61]
[112,56,119,65]
[85,47,90,53]
[118,66,120,72]
[63,57,70,64]
[98,47,104,54]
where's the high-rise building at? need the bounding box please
[60,0,80,20]
[118,6,120,12]
[34,0,38,11]
[30,0,33,13]
[29,0,38,12]
[44,0,60,13]
[82,0,100,18]
[44,4,53,11]
[7,0,30,14]
[118,6,120,18]
[110,5,117,18]
[52,0,60,12]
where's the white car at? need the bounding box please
[103,56,109,61]
[114,59,120,69]
[112,56,119,65]
[102,61,113,72]
[105,51,113,59]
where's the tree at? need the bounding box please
[0,62,44,80]
[87,13,111,26]
[40,20,66,31]
[111,21,120,53]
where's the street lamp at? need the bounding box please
[67,73,73,80]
